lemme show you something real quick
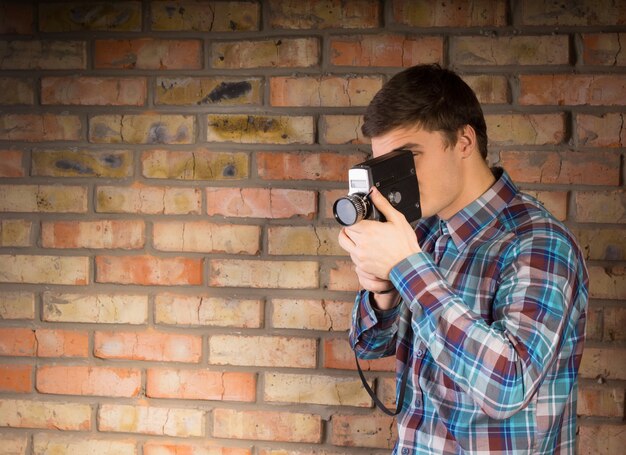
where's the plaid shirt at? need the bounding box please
[350,168,588,454]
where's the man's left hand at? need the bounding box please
[338,187,421,280]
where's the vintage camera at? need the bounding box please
[333,149,421,226]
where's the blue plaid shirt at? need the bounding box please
[350,168,588,454]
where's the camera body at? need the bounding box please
[333,149,421,226]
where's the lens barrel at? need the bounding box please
[333,193,371,226]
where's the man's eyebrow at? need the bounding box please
[393,143,422,151]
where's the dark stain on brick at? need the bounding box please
[200,81,252,104]
[102,154,123,168]
[148,123,167,143]
[56,159,93,175]
[223,164,236,177]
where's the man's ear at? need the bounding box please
[457,125,477,159]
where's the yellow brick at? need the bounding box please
[209,259,318,289]
[271,298,351,331]
[0,185,88,213]
[0,399,91,430]
[0,255,89,285]
[32,149,133,178]
[39,2,141,31]
[207,114,314,144]
[43,292,148,324]
[153,221,260,254]
[155,77,262,105]
[268,226,344,255]
[0,41,86,70]
[151,0,260,31]
[0,219,32,246]
[90,114,195,144]
[141,149,249,180]
[96,185,201,215]
[98,404,204,437]
[0,291,35,319]
[209,335,317,368]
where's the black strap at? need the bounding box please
[354,350,410,416]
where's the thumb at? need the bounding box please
[370,186,402,222]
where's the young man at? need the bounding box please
[338,64,588,454]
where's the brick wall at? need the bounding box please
[0,1,624,454]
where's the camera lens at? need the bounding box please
[333,193,370,226]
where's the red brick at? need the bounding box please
[577,113,626,147]
[578,424,626,455]
[42,220,145,249]
[0,328,36,357]
[257,151,365,181]
[575,191,626,223]
[578,385,625,418]
[519,74,626,105]
[144,442,250,455]
[0,150,25,177]
[206,187,316,219]
[146,369,256,401]
[323,338,395,371]
[37,365,141,397]
[35,329,89,358]
[392,0,507,27]
[96,255,203,286]
[327,260,360,291]
[42,76,147,106]
[0,3,33,34]
[582,33,626,66]
[500,150,620,185]
[330,34,443,67]
[94,39,202,69]
[0,364,32,393]
[95,330,202,363]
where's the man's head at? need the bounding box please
[362,64,488,160]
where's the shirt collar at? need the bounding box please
[440,168,519,252]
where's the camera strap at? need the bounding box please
[354,350,410,416]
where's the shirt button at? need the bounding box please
[416,349,423,357]
[416,400,422,407]
[402,448,409,455]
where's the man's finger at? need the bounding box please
[370,186,402,222]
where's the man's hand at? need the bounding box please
[338,187,421,281]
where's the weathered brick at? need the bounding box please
[97,184,201,214]
[0,399,91,431]
[570,228,626,261]
[271,298,351,331]
[0,219,32,247]
[269,0,380,29]
[146,369,256,401]
[585,307,603,342]
[451,35,568,66]
[580,347,626,380]
[98,404,204,437]
[90,114,195,144]
[519,74,626,105]
[462,75,510,104]
[95,331,202,363]
[0,150,25,177]
[0,255,88,285]
[264,372,371,407]
[499,150,620,185]
[0,3,33,34]
[33,434,136,455]
[578,385,625,418]
[209,259,318,289]
[212,37,319,68]
[0,41,86,70]
[96,255,203,286]
[32,149,133,178]
[43,292,148,325]
[577,113,626,147]
[0,291,35,320]
[327,260,360,292]
[330,34,443,67]
[588,265,626,300]
[392,0,507,27]
[257,151,365,181]
[575,191,625,223]
[0,364,32,393]
[155,294,263,328]
[39,1,141,31]
[207,114,314,144]
[522,190,568,221]
[259,451,345,455]
[0,77,34,105]
[213,409,321,443]
[37,366,141,397]
[582,33,626,66]
[144,442,250,455]
[153,221,260,254]
[156,77,262,106]
[487,114,565,146]
[270,75,383,107]
[209,335,317,368]
[331,413,396,448]
[320,115,368,144]
[323,338,395,372]
[603,307,626,342]
[94,39,202,69]
[0,435,28,454]
[35,329,89,358]
[142,149,249,180]
[0,114,82,142]
[0,185,88,213]
[151,0,260,31]
[0,329,38,357]
[42,220,145,249]
[42,76,146,106]
[206,187,316,219]
[268,226,344,256]
[324,189,352,221]
[521,0,626,26]
[578,424,626,455]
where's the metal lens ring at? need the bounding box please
[333,193,371,226]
